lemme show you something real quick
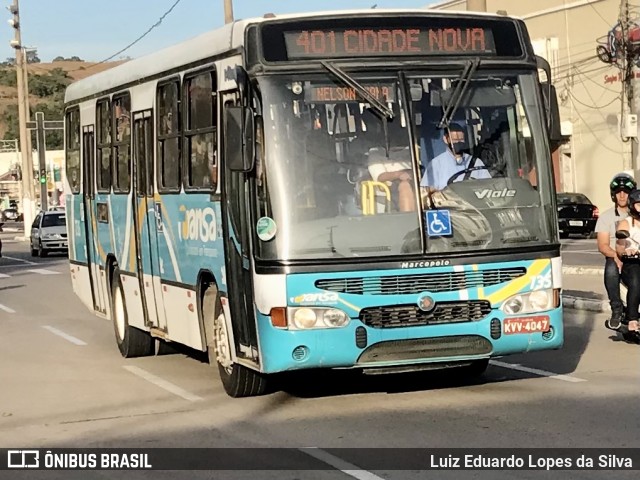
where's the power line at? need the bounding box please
[97,0,183,64]
[68,0,183,75]
[588,0,614,27]
[569,96,623,155]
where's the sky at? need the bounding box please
[5,0,440,63]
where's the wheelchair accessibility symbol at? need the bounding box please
[426,210,452,237]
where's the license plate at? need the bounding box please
[569,220,583,226]
[503,316,550,335]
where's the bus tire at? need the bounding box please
[461,359,489,377]
[110,267,154,358]
[203,287,268,397]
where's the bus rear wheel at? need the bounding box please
[110,267,154,358]
[203,287,268,398]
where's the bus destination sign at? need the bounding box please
[304,83,396,103]
[284,27,497,59]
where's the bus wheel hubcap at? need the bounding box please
[214,312,232,372]
[115,287,125,341]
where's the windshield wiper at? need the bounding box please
[438,58,480,129]
[320,60,394,120]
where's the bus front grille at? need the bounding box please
[359,301,491,328]
[315,268,525,295]
[357,335,492,364]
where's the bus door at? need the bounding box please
[221,93,258,359]
[132,110,167,331]
[82,125,104,313]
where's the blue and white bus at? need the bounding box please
[65,9,564,397]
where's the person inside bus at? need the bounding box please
[366,114,416,212]
[615,187,640,334]
[420,123,491,192]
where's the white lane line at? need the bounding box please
[27,269,61,275]
[0,273,10,278]
[123,366,203,402]
[490,360,586,383]
[0,303,16,313]
[300,448,385,480]
[2,256,36,265]
[42,326,87,346]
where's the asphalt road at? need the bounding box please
[561,237,603,268]
[0,231,638,480]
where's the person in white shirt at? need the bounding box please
[616,188,640,333]
[367,145,415,212]
[597,173,636,330]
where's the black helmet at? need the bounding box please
[610,173,637,201]
[628,189,640,219]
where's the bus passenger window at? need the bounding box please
[184,70,217,191]
[157,80,181,190]
[112,94,131,193]
[65,108,80,194]
[96,99,112,192]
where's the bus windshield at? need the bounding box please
[254,70,554,261]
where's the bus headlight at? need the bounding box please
[501,289,558,315]
[323,309,349,327]
[288,307,350,330]
[292,308,317,329]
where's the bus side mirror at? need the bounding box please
[225,106,255,172]
[541,82,562,144]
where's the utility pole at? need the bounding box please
[223,0,233,24]
[26,112,64,211]
[8,0,35,236]
[620,0,635,172]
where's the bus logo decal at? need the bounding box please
[179,206,218,242]
[290,292,339,304]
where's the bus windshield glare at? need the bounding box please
[254,71,554,261]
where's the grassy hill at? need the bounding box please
[0,60,122,148]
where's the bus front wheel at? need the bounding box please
[110,267,154,358]
[203,287,268,398]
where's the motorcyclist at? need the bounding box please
[596,173,636,329]
[615,188,640,334]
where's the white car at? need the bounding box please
[30,210,68,257]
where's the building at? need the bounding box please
[429,0,634,211]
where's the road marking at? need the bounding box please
[300,448,385,480]
[0,303,16,313]
[123,366,203,402]
[490,360,586,383]
[28,269,61,275]
[42,326,87,346]
[0,273,10,278]
[2,256,36,265]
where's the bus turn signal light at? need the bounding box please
[270,307,287,328]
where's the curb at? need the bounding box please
[563,295,610,313]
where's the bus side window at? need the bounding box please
[157,80,181,191]
[65,108,81,194]
[112,93,131,194]
[96,99,112,193]
[184,70,216,191]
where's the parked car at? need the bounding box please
[2,208,22,221]
[557,192,599,238]
[30,210,68,257]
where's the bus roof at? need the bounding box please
[64,8,517,104]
